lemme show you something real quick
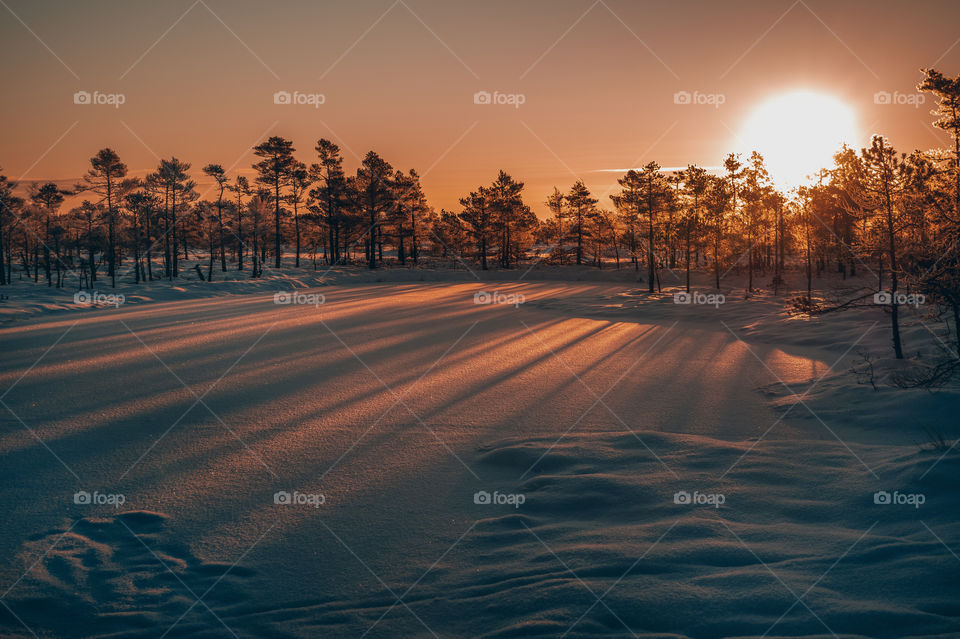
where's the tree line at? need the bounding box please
[0,68,958,366]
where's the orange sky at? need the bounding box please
[2,0,959,215]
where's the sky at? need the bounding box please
[1,0,959,214]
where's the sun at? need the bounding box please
[737,90,859,188]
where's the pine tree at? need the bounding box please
[354,151,393,269]
[252,136,296,268]
[309,139,347,266]
[286,161,312,268]
[919,69,960,218]
[29,183,66,287]
[565,180,597,266]
[82,149,127,287]
[202,164,229,272]
[459,187,491,270]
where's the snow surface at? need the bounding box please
[0,266,958,638]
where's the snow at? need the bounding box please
[0,266,958,638]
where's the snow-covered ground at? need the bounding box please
[0,267,958,638]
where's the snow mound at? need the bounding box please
[414,433,958,638]
[201,433,959,638]
[1,510,265,638]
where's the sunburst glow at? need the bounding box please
[738,91,859,187]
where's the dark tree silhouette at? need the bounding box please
[354,151,393,270]
[81,149,127,287]
[459,186,492,270]
[202,164,229,272]
[309,139,347,266]
[252,136,296,269]
[565,180,597,266]
[29,183,66,287]
[229,175,251,270]
[286,161,312,268]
